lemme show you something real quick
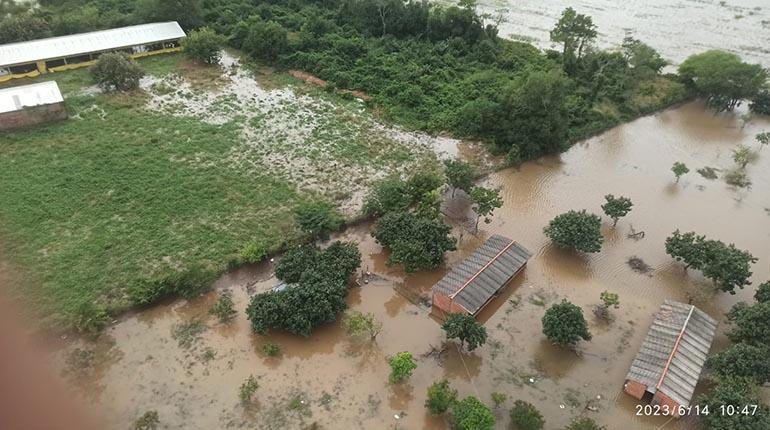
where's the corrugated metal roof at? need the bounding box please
[432,235,531,315]
[0,22,185,67]
[0,81,63,113]
[626,300,717,407]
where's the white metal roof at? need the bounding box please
[0,22,185,67]
[0,81,63,113]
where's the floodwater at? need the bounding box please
[48,102,770,429]
[473,0,770,68]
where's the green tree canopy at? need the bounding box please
[241,19,289,61]
[469,186,503,231]
[754,281,770,303]
[727,301,770,347]
[509,400,544,430]
[707,343,770,384]
[600,194,633,226]
[138,0,202,30]
[442,314,487,351]
[550,7,597,70]
[183,27,225,65]
[388,351,417,383]
[544,210,603,253]
[671,161,689,182]
[294,201,343,241]
[542,299,592,347]
[425,379,457,415]
[697,378,770,430]
[342,310,382,341]
[444,159,476,197]
[451,396,495,430]
[622,37,667,78]
[565,417,606,430]
[679,50,768,112]
[372,211,456,272]
[90,52,144,92]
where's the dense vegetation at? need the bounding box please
[2,0,688,163]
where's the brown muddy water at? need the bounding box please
[49,102,769,430]
[471,0,770,68]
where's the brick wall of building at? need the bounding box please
[624,380,648,399]
[431,292,471,315]
[0,102,67,132]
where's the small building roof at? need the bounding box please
[432,234,531,315]
[0,22,185,67]
[0,81,63,114]
[626,300,718,408]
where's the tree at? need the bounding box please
[294,201,343,241]
[565,417,606,430]
[183,27,225,65]
[0,12,50,44]
[372,211,456,272]
[594,290,619,320]
[671,161,689,183]
[600,194,633,226]
[750,91,770,115]
[550,7,597,71]
[246,242,361,336]
[665,231,756,294]
[707,343,770,384]
[444,159,475,197]
[442,313,487,351]
[679,50,768,112]
[697,377,770,430]
[137,0,202,30]
[342,310,382,341]
[621,37,667,78]
[243,20,289,61]
[727,301,770,347]
[543,210,603,253]
[755,131,769,151]
[90,53,144,92]
[387,351,417,383]
[754,281,770,303]
[363,173,442,217]
[509,400,544,430]
[732,145,752,168]
[542,300,592,347]
[469,186,502,231]
[425,380,457,415]
[451,396,495,430]
[239,375,259,405]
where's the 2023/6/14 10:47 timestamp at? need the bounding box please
[636,404,760,417]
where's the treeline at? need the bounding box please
[2,0,693,162]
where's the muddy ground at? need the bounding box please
[45,101,770,430]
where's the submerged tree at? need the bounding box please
[755,131,769,151]
[707,343,770,385]
[444,159,475,197]
[565,417,606,430]
[442,313,487,351]
[732,145,752,168]
[697,377,770,430]
[542,300,592,347]
[509,400,545,430]
[727,301,770,347]
[451,396,496,430]
[543,210,603,253]
[342,310,382,341]
[425,380,457,415]
[387,351,417,383]
[372,211,456,272]
[601,194,633,226]
[594,290,620,321]
[672,161,689,183]
[469,186,502,231]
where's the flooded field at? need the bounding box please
[472,0,770,68]
[49,102,770,429]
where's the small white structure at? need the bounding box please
[0,81,67,131]
[0,22,186,79]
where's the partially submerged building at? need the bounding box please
[431,234,531,316]
[0,81,66,131]
[0,22,186,81]
[624,300,718,417]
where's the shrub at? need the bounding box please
[490,392,507,408]
[90,52,144,92]
[128,265,217,306]
[451,396,495,430]
[363,173,442,217]
[72,302,110,335]
[543,210,603,253]
[601,194,633,226]
[542,299,592,347]
[239,375,259,405]
[183,27,225,65]
[342,310,382,341]
[425,379,457,415]
[509,400,544,430]
[238,240,269,264]
[209,293,237,323]
[134,410,160,430]
[261,342,281,356]
[565,417,605,430]
[442,313,487,351]
[387,351,417,383]
[294,201,343,241]
[750,91,770,115]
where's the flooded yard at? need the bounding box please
[52,102,770,429]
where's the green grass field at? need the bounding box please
[0,53,439,327]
